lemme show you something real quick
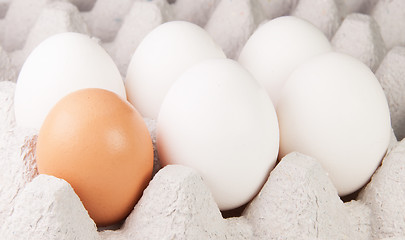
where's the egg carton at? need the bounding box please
[1,0,405,239]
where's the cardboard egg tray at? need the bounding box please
[1,0,405,239]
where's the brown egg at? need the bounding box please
[36,88,153,226]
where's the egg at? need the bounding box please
[238,16,332,106]
[157,59,279,211]
[36,88,153,226]
[277,52,391,196]
[14,32,126,130]
[125,21,226,119]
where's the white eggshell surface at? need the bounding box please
[238,16,332,107]
[14,32,126,130]
[157,59,279,211]
[277,52,391,196]
[125,21,226,119]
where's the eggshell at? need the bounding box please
[157,59,279,211]
[36,88,153,226]
[238,16,332,106]
[125,21,226,119]
[277,52,391,196]
[14,32,126,130]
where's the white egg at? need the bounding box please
[238,16,332,107]
[14,32,126,130]
[157,59,279,210]
[277,52,391,196]
[125,21,226,119]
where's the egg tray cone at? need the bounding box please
[1,0,405,239]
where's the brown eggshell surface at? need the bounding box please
[36,88,153,226]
